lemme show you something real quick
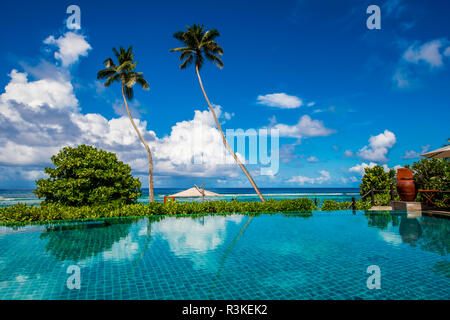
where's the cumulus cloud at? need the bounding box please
[349,162,401,176]
[0,31,240,184]
[1,70,78,112]
[151,105,239,177]
[401,145,430,159]
[343,150,354,158]
[272,115,335,139]
[44,32,92,67]
[393,38,450,88]
[403,39,449,68]
[257,93,303,109]
[357,130,396,163]
[306,156,319,162]
[288,170,330,185]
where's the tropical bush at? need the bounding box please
[319,199,372,211]
[360,165,396,196]
[405,158,450,206]
[321,200,351,211]
[0,198,316,224]
[34,145,142,206]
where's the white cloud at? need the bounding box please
[151,105,239,177]
[394,38,450,88]
[403,39,448,68]
[279,144,298,164]
[445,47,450,57]
[0,31,241,183]
[44,32,92,67]
[288,170,330,185]
[349,162,401,176]
[272,115,335,139]
[1,70,78,111]
[343,150,354,158]
[288,175,315,185]
[306,156,319,162]
[307,102,316,107]
[357,130,396,163]
[393,66,412,88]
[349,162,379,176]
[257,93,303,109]
[401,145,430,159]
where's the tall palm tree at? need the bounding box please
[97,46,154,202]
[170,24,266,202]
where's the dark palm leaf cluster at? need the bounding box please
[97,46,149,100]
[170,24,224,70]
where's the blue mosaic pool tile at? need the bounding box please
[0,212,449,300]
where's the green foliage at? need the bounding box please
[360,165,396,196]
[405,158,450,207]
[319,199,375,211]
[41,220,133,261]
[0,198,316,224]
[170,24,224,70]
[406,158,450,190]
[355,200,372,210]
[97,46,150,101]
[365,212,395,230]
[321,200,351,211]
[34,145,142,206]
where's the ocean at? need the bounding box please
[0,188,361,207]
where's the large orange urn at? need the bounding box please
[396,168,416,201]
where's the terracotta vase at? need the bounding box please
[396,168,416,201]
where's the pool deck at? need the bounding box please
[423,209,450,218]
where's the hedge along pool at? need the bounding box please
[0,211,448,300]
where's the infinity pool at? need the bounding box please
[0,211,448,300]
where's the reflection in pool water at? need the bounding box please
[0,211,448,299]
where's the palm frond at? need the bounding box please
[124,85,134,100]
[104,74,121,87]
[180,51,193,61]
[97,68,117,80]
[170,24,223,71]
[112,47,120,59]
[205,52,224,69]
[173,31,185,41]
[169,47,192,53]
[98,46,149,100]
[180,55,194,69]
[136,76,150,90]
[202,29,220,42]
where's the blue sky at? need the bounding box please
[0,0,449,188]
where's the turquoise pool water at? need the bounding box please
[0,211,448,300]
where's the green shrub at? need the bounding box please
[355,200,373,210]
[405,158,450,206]
[360,165,395,196]
[321,200,351,211]
[0,198,316,224]
[34,145,142,206]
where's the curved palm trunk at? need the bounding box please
[195,66,266,202]
[121,83,154,202]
